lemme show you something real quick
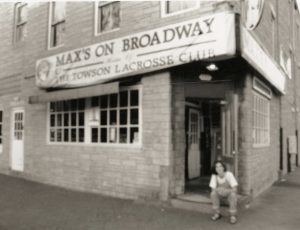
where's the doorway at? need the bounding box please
[185,95,238,194]
[10,108,25,172]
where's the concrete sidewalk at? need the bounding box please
[0,169,300,230]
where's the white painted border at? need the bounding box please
[46,84,142,148]
[47,2,64,50]
[252,92,270,148]
[161,0,200,18]
[94,1,121,37]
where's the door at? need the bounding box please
[187,108,201,179]
[11,108,24,171]
[221,93,238,176]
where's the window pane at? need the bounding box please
[120,109,127,125]
[78,99,85,110]
[71,113,77,126]
[100,95,108,108]
[70,100,77,111]
[17,4,27,23]
[119,128,127,143]
[50,114,55,127]
[91,128,98,143]
[50,102,55,112]
[120,91,128,107]
[110,110,117,125]
[100,128,107,143]
[110,94,118,108]
[64,113,69,126]
[64,129,69,142]
[53,22,65,47]
[109,127,117,143]
[130,90,139,106]
[53,2,66,23]
[16,25,26,42]
[63,101,70,111]
[99,2,120,32]
[79,128,84,142]
[71,128,77,142]
[130,127,139,143]
[130,109,138,125]
[57,114,62,126]
[56,101,63,112]
[166,1,197,14]
[91,96,99,107]
[57,129,62,142]
[101,110,107,125]
[50,129,55,142]
[78,112,84,126]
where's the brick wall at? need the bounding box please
[241,0,300,175]
[1,71,171,200]
[237,71,281,196]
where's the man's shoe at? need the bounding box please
[211,213,222,221]
[230,215,237,224]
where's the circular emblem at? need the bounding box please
[244,0,265,30]
[36,60,51,82]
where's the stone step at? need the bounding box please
[171,193,250,214]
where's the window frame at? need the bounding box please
[14,2,28,43]
[48,1,66,50]
[252,91,270,148]
[161,0,200,18]
[94,1,121,36]
[46,85,142,148]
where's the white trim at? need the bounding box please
[10,107,25,172]
[14,2,28,43]
[252,92,270,148]
[46,85,142,147]
[161,0,200,18]
[253,77,272,99]
[47,2,65,50]
[94,1,121,37]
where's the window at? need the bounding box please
[270,6,277,58]
[15,2,27,42]
[161,0,199,17]
[48,88,141,145]
[253,78,272,99]
[252,92,270,147]
[49,99,85,143]
[0,111,2,152]
[297,23,300,51]
[90,89,140,144]
[49,2,66,48]
[95,1,120,35]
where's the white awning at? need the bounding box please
[29,82,119,104]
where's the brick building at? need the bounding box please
[0,0,299,202]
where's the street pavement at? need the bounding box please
[1,169,300,230]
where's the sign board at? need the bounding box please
[36,12,236,89]
[241,27,286,94]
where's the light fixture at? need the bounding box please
[199,73,212,81]
[206,63,219,71]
